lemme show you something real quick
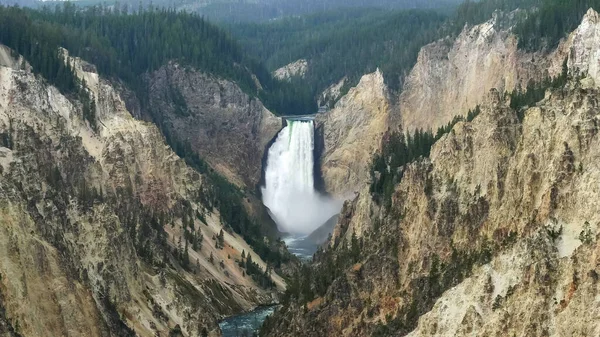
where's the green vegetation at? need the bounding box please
[262,0,589,334]
[0,4,298,278]
[238,252,275,289]
[215,229,225,249]
[372,239,495,337]
[514,0,600,51]
[169,136,292,269]
[197,0,462,23]
[370,106,481,209]
[279,232,363,306]
[369,57,565,210]
[229,0,550,104]
[230,0,588,107]
[579,221,594,245]
[509,58,568,120]
[0,6,98,130]
[451,0,541,33]
[0,4,313,116]
[231,8,447,99]
[33,4,314,115]
[452,0,600,53]
[0,6,78,93]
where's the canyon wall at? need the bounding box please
[145,62,281,189]
[268,9,600,337]
[0,48,283,337]
[316,69,399,198]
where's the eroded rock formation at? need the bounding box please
[316,69,399,198]
[145,62,281,189]
[267,9,600,337]
[0,49,283,337]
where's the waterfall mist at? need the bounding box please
[262,119,342,235]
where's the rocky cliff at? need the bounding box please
[405,81,600,337]
[565,9,600,87]
[317,8,600,200]
[0,48,284,337]
[265,9,600,337]
[144,62,281,189]
[273,59,308,80]
[399,12,560,132]
[267,79,600,337]
[316,69,399,198]
[399,9,600,133]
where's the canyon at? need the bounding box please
[263,7,600,337]
[1,4,600,337]
[0,48,286,337]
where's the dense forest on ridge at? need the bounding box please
[514,0,600,50]
[1,3,315,115]
[132,0,463,23]
[229,0,557,105]
[231,8,447,98]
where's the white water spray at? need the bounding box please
[262,119,342,235]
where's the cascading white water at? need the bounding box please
[262,119,342,235]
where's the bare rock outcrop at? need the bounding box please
[400,15,551,132]
[316,69,399,198]
[146,63,281,189]
[400,9,600,134]
[273,59,308,80]
[566,9,600,86]
[318,77,347,108]
[402,80,600,337]
[319,9,600,203]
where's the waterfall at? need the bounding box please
[262,119,342,235]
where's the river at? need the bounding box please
[219,305,277,337]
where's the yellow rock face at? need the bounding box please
[268,10,600,337]
[317,69,399,199]
[0,49,283,337]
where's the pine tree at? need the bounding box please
[351,232,360,263]
[215,229,225,249]
[182,241,190,268]
[246,254,253,270]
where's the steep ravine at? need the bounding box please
[139,63,284,240]
[265,8,600,337]
[0,48,285,337]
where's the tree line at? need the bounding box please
[230,0,584,107]
[369,106,480,210]
[0,3,314,115]
[165,131,293,271]
[199,0,462,23]
[231,8,448,102]
[0,6,98,129]
[514,0,600,51]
